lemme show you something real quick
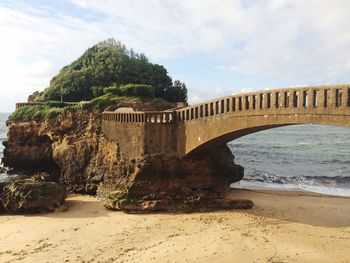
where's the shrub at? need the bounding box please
[32,110,46,121]
[103,85,120,95]
[80,102,93,110]
[46,108,63,119]
[91,86,105,97]
[91,93,122,111]
[8,104,66,122]
[8,106,45,122]
[45,101,66,108]
[119,84,155,98]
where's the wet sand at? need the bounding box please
[0,189,350,263]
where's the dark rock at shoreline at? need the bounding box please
[101,197,254,214]
[0,177,66,214]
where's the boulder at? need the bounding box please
[0,178,66,214]
[98,146,253,213]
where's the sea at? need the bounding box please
[0,112,349,196]
[229,125,350,196]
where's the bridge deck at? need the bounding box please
[102,85,350,124]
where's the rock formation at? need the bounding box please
[98,147,252,212]
[0,173,66,214]
[2,107,253,213]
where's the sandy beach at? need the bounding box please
[0,189,349,263]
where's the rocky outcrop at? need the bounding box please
[0,174,66,214]
[97,146,253,213]
[3,109,103,194]
[3,107,253,213]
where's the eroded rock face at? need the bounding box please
[3,110,103,194]
[97,146,253,213]
[2,122,56,171]
[0,176,66,214]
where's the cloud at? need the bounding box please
[1,0,350,111]
[0,3,108,110]
[69,0,350,84]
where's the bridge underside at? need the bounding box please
[181,113,350,157]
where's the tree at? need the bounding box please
[37,39,188,102]
[163,80,188,102]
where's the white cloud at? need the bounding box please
[0,4,108,110]
[1,0,350,111]
[68,0,350,84]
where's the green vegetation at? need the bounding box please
[31,39,187,103]
[119,84,155,98]
[90,93,123,110]
[8,102,94,122]
[44,101,67,108]
[103,85,119,95]
[106,189,135,208]
[100,83,155,98]
[11,39,188,121]
[9,91,174,122]
[8,105,64,122]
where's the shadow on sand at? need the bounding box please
[4,189,349,228]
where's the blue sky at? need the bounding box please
[1,0,350,112]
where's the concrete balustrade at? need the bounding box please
[16,102,81,109]
[102,111,174,124]
[172,85,350,122]
[101,85,350,125]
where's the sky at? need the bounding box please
[1,0,350,112]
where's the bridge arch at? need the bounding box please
[176,85,350,157]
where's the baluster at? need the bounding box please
[300,89,307,107]
[312,89,318,108]
[165,113,169,123]
[271,92,276,109]
[237,96,242,111]
[243,95,249,110]
[329,88,336,107]
[263,93,270,109]
[318,89,326,108]
[251,95,256,110]
[293,90,300,108]
[342,87,349,108]
[256,94,262,109]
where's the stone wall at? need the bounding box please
[102,111,180,159]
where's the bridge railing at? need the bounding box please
[102,111,175,123]
[99,85,350,124]
[15,102,81,109]
[174,85,350,122]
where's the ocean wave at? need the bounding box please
[232,173,350,197]
[231,180,350,197]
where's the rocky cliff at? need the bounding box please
[2,108,253,213]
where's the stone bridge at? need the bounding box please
[103,84,350,158]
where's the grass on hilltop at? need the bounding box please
[8,91,173,122]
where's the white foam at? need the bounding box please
[231,181,350,197]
